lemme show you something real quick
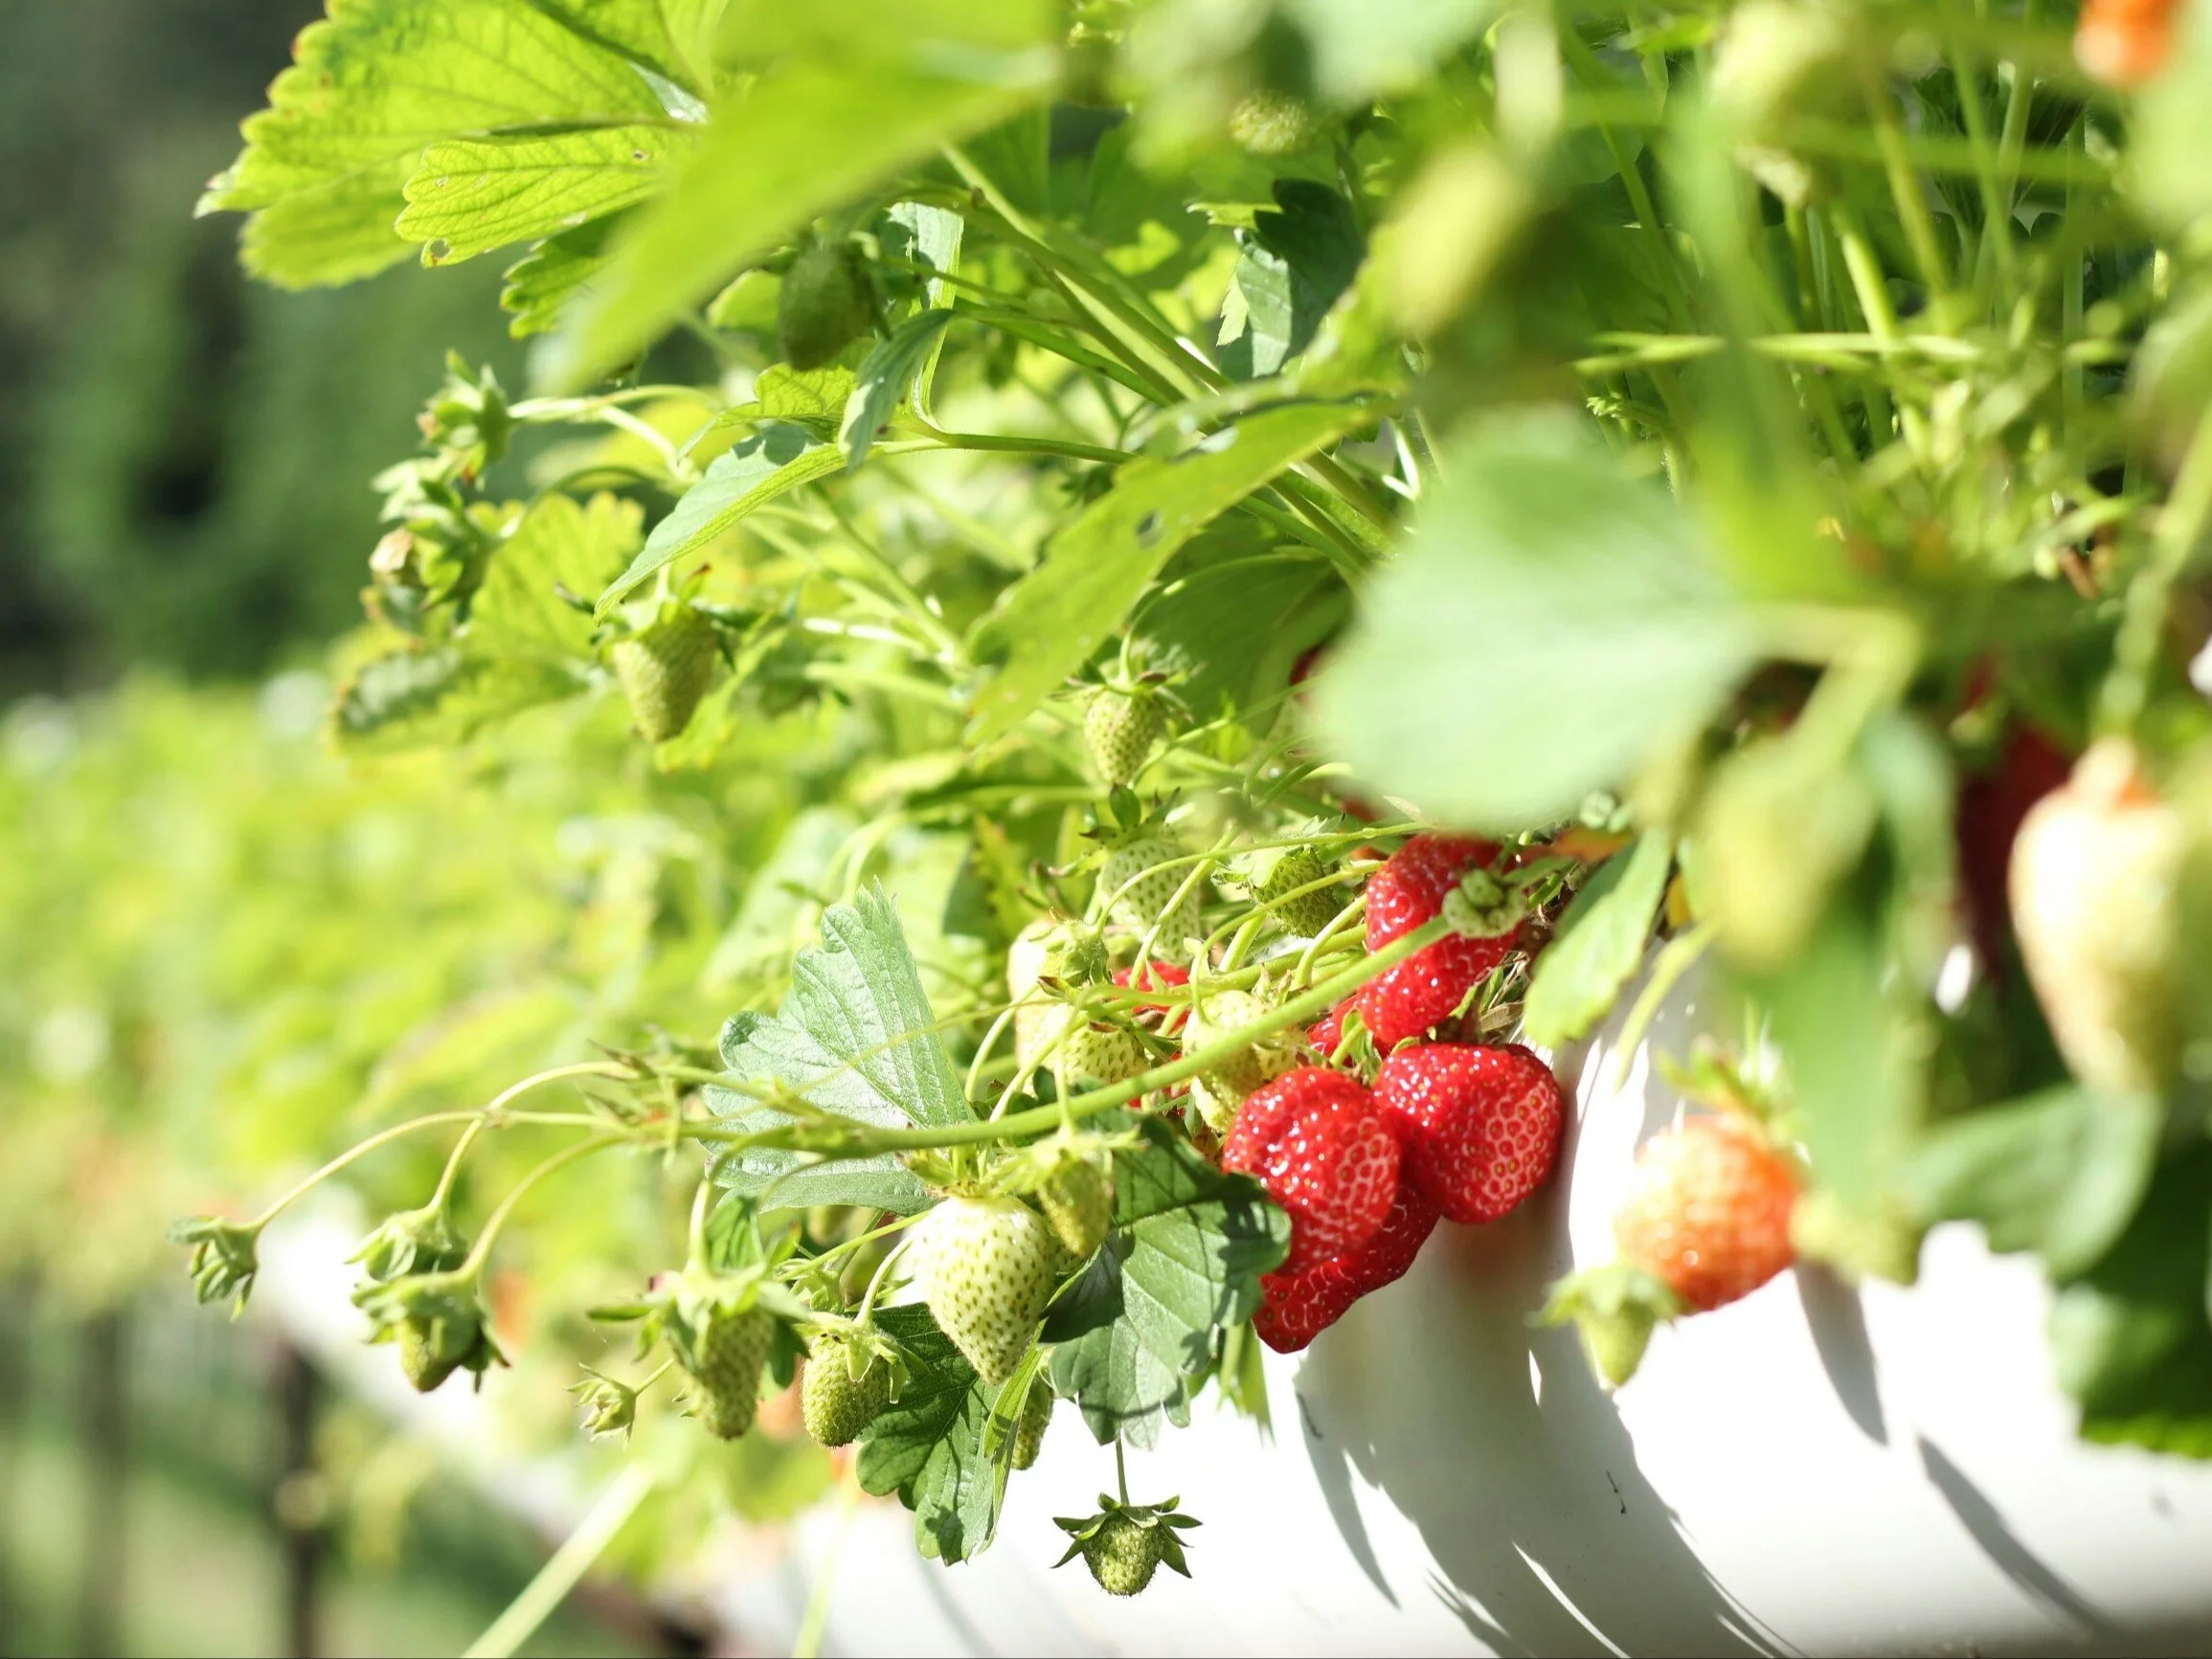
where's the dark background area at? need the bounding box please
[0,0,521,699]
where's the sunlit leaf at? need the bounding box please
[966,400,1378,744]
[1318,411,1762,830]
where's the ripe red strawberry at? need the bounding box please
[1955,724,2070,976]
[1222,1067,1400,1275]
[1253,1180,1440,1353]
[1376,1042,1564,1224]
[1114,960,1190,1036]
[1306,998,1351,1059]
[1614,1116,1799,1312]
[1356,835,1518,1049]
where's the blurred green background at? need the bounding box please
[0,4,688,1652]
[0,0,520,697]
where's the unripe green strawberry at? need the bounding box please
[1097,834,1203,958]
[396,1317,464,1393]
[915,1196,1060,1385]
[778,242,873,370]
[1084,687,1165,788]
[683,1305,776,1439]
[1249,845,1343,937]
[1036,1158,1113,1260]
[1088,1512,1162,1595]
[801,1335,890,1447]
[1011,1379,1054,1469]
[1054,1497,1196,1594]
[1054,1020,1149,1092]
[612,607,717,744]
[1183,987,1298,1135]
[2009,739,2186,1097]
[1230,88,1323,156]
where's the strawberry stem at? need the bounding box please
[698,915,1454,1158]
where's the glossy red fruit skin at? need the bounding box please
[1955,725,2071,976]
[1253,1181,1441,1353]
[1306,998,1352,1059]
[1614,1116,1799,1312]
[1356,836,1517,1049]
[1223,1068,1401,1276]
[1375,1042,1565,1224]
[1114,960,1191,1035]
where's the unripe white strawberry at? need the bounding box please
[2009,739,2185,1096]
[1097,834,1204,958]
[1084,686,1165,788]
[1054,1020,1150,1091]
[914,1196,1060,1385]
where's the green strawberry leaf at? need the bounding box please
[1907,1087,2164,1281]
[396,123,699,269]
[966,400,1381,745]
[1523,831,1674,1047]
[502,216,626,337]
[705,882,971,1215]
[1220,180,1364,379]
[530,0,729,95]
[2049,1145,2212,1457]
[548,5,1056,387]
[598,424,843,615]
[1317,411,1763,830]
[199,0,671,287]
[855,1303,1004,1561]
[1131,527,1342,727]
[468,492,643,661]
[843,310,956,469]
[1046,1115,1291,1448]
[754,366,857,428]
[327,646,581,757]
[1750,911,1924,1213]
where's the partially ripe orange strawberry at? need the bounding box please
[1614,1116,1798,1312]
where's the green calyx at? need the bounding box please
[356,1272,505,1394]
[1053,1493,1201,1596]
[1538,1264,1684,1389]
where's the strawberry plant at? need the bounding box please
[115,0,2212,1629]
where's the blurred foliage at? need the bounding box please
[0,0,524,695]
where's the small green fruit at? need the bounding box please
[1011,1380,1054,1470]
[1084,687,1165,788]
[1230,89,1323,157]
[685,1305,776,1439]
[612,608,718,744]
[1251,845,1343,937]
[778,242,874,370]
[801,1336,891,1447]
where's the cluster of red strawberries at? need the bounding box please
[1221,836,1569,1351]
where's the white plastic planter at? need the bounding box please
[712,967,2212,1657]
